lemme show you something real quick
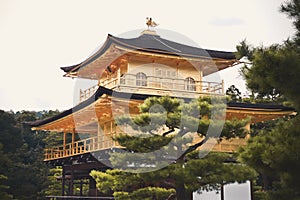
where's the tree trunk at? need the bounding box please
[175,182,192,200]
[174,149,193,200]
[262,173,270,191]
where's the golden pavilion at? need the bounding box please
[29,28,294,198]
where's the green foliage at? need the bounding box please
[44,167,62,196]
[90,170,114,194]
[92,152,257,200]
[91,169,144,195]
[0,144,13,200]
[111,96,249,174]
[237,0,300,109]
[92,96,254,200]
[116,96,248,139]
[114,135,173,153]
[0,109,62,200]
[113,191,130,200]
[241,44,300,107]
[0,175,13,200]
[281,0,300,43]
[235,39,254,60]
[0,110,23,153]
[236,1,300,199]
[239,117,300,199]
[43,131,64,148]
[226,85,242,102]
[113,187,175,200]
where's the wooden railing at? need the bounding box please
[78,74,224,103]
[99,73,118,89]
[119,74,224,95]
[79,85,98,102]
[211,139,247,152]
[44,134,119,161]
[78,78,118,103]
[44,134,246,161]
[193,135,247,153]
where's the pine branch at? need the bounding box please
[162,129,175,137]
[177,137,209,161]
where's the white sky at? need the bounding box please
[0,0,295,111]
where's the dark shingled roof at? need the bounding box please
[60,64,81,73]
[109,33,236,59]
[61,32,236,74]
[27,86,295,128]
[227,102,294,110]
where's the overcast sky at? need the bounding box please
[0,0,295,111]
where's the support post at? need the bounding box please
[62,166,65,196]
[69,168,74,196]
[250,180,254,200]
[63,131,67,156]
[72,128,75,155]
[63,131,67,149]
[80,180,83,196]
[199,69,203,92]
[117,64,121,85]
[89,177,97,197]
[98,122,103,149]
[221,79,225,95]
[221,184,225,200]
[245,122,251,139]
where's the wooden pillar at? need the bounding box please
[80,180,83,196]
[72,128,75,154]
[63,131,67,156]
[111,120,113,133]
[245,122,251,139]
[62,166,65,196]
[199,69,203,92]
[221,79,225,95]
[63,131,67,150]
[89,177,97,197]
[117,64,121,85]
[98,122,103,149]
[104,122,108,148]
[69,168,74,196]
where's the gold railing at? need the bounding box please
[44,134,119,161]
[44,134,246,161]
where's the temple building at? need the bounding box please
[29,28,294,198]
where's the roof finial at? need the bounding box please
[146,17,158,29]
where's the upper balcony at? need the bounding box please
[79,73,224,103]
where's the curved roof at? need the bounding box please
[27,86,295,129]
[61,32,237,74]
[109,33,236,59]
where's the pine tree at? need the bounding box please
[236,1,300,199]
[91,96,256,200]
